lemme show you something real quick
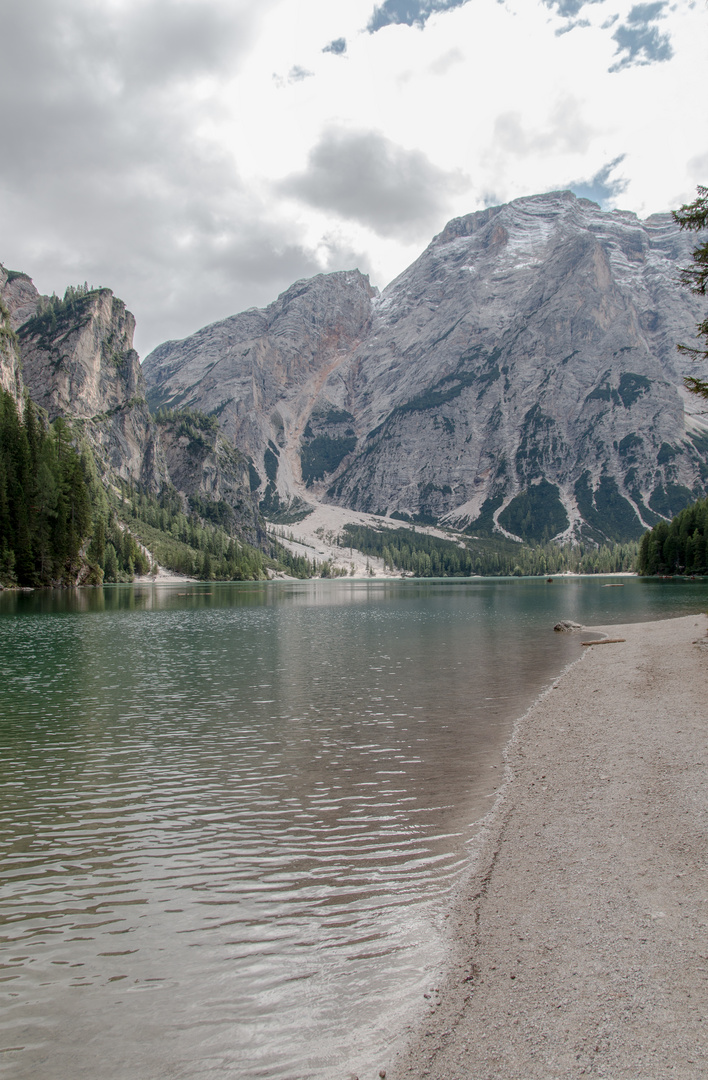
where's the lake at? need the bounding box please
[1,576,706,1079]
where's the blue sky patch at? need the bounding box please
[610,2,673,71]
[543,0,603,16]
[323,37,347,55]
[367,0,470,32]
[570,156,628,208]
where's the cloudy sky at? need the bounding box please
[1,0,705,356]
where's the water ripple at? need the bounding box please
[1,577,703,1078]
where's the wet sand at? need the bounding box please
[392,613,708,1079]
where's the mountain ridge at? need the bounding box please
[0,268,264,549]
[142,190,708,544]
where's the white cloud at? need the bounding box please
[279,127,466,238]
[0,0,705,356]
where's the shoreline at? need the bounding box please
[391,612,708,1079]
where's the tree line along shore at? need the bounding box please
[3,383,703,589]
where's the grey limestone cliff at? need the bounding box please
[143,192,708,543]
[2,274,262,542]
[155,409,264,545]
[144,269,377,513]
[0,266,27,404]
[16,287,166,492]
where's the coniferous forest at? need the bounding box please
[636,495,708,575]
[7,381,708,587]
[0,390,311,587]
[0,390,96,585]
[340,523,638,578]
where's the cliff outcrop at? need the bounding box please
[0,266,27,405]
[4,276,262,543]
[17,287,166,492]
[155,409,264,545]
[145,269,377,510]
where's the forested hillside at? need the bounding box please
[0,391,97,585]
[0,390,308,587]
[341,523,638,577]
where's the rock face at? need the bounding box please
[156,410,264,545]
[17,288,166,492]
[143,192,708,543]
[0,266,28,404]
[6,279,262,541]
[0,305,23,405]
[0,267,41,331]
[145,270,377,514]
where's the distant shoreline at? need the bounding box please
[392,612,708,1079]
[11,570,708,592]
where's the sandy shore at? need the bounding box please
[392,613,708,1079]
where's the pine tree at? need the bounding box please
[103,543,119,582]
[674,186,708,394]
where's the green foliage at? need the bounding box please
[465,493,505,536]
[585,374,651,410]
[262,498,313,525]
[341,522,638,578]
[248,460,262,491]
[617,373,651,408]
[498,481,569,543]
[187,492,237,531]
[155,406,219,445]
[98,518,151,581]
[413,480,453,524]
[264,447,279,484]
[618,433,643,461]
[622,469,663,527]
[515,404,565,479]
[0,297,18,356]
[657,442,677,465]
[308,406,355,428]
[19,283,101,345]
[475,365,501,400]
[648,483,693,519]
[364,351,501,444]
[0,391,100,585]
[0,390,297,586]
[1,267,32,284]
[113,482,270,582]
[574,471,644,542]
[393,375,475,415]
[674,186,708,384]
[586,381,619,405]
[637,493,708,575]
[300,406,357,486]
[343,524,477,576]
[301,434,357,485]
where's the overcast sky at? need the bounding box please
[1,0,705,356]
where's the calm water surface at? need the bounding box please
[1,576,706,1079]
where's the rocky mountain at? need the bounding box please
[143,191,708,544]
[145,269,377,518]
[155,409,265,546]
[0,268,26,404]
[17,285,166,492]
[0,270,262,544]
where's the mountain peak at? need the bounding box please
[142,193,706,543]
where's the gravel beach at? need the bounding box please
[392,613,708,1080]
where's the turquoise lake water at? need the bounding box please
[1,576,706,1079]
